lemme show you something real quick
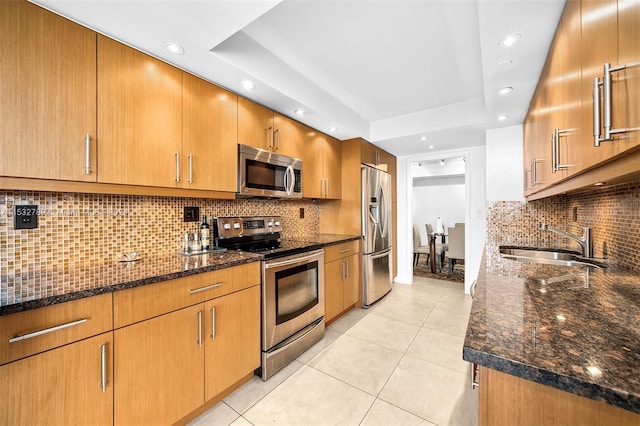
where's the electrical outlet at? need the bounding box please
[14,205,38,229]
[184,206,200,222]
[299,207,305,219]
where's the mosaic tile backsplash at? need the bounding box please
[486,181,640,274]
[0,191,319,277]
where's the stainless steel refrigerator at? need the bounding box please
[361,165,393,307]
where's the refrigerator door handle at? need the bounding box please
[378,184,387,238]
[370,248,392,260]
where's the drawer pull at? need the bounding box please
[9,318,88,343]
[189,282,223,295]
[339,248,351,253]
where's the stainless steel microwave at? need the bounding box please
[237,144,303,199]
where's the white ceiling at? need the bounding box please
[32,0,566,157]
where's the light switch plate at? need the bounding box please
[14,205,38,229]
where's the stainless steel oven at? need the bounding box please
[261,249,324,380]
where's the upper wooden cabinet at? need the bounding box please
[0,0,97,182]
[97,35,183,188]
[582,0,639,167]
[182,73,238,192]
[98,36,238,191]
[524,0,639,199]
[361,141,394,173]
[302,128,342,199]
[238,97,304,159]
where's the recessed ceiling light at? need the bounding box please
[428,145,435,150]
[498,115,508,121]
[497,87,513,95]
[329,127,337,132]
[163,41,184,55]
[241,80,255,90]
[499,33,521,47]
[294,109,305,116]
[420,136,427,141]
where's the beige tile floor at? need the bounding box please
[190,276,477,426]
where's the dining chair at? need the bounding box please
[425,224,446,271]
[446,226,465,275]
[413,225,429,266]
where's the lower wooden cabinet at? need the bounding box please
[114,304,205,425]
[114,284,261,425]
[0,332,113,426]
[324,241,361,323]
[204,285,260,400]
[479,366,640,426]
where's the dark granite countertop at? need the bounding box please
[463,249,640,414]
[0,234,361,316]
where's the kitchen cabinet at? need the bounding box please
[478,366,640,426]
[182,73,238,191]
[0,293,113,425]
[582,0,639,168]
[0,0,97,182]
[113,263,261,424]
[361,140,395,173]
[97,35,183,188]
[0,332,113,426]
[114,304,205,425]
[238,97,304,159]
[324,240,361,323]
[303,129,342,199]
[204,285,260,400]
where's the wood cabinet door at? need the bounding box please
[536,60,553,189]
[581,0,618,169]
[557,0,583,179]
[0,0,97,182]
[114,304,204,425]
[0,333,113,425]
[302,130,325,198]
[97,35,182,187]
[360,140,379,167]
[274,113,305,159]
[324,259,345,323]
[615,0,640,155]
[183,73,238,191]
[204,286,260,401]
[324,135,343,199]
[343,254,360,308]
[238,97,274,151]
[523,108,538,196]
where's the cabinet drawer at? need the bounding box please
[114,262,260,328]
[0,293,112,365]
[324,240,361,263]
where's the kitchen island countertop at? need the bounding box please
[0,234,361,316]
[463,250,640,414]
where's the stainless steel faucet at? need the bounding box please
[539,224,592,258]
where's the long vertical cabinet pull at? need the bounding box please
[275,129,281,151]
[594,63,628,146]
[175,151,181,183]
[100,344,107,392]
[188,153,193,184]
[197,311,203,347]
[210,307,216,341]
[325,178,329,197]
[552,128,571,172]
[84,133,91,175]
[345,259,349,279]
[268,126,274,149]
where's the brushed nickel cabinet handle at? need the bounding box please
[268,126,274,149]
[100,344,107,392]
[210,306,216,341]
[339,248,351,254]
[85,133,91,175]
[188,153,193,184]
[275,129,280,150]
[175,150,181,183]
[197,311,203,347]
[9,318,88,343]
[189,282,223,295]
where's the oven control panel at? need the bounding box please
[214,216,283,239]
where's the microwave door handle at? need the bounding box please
[283,165,289,195]
[285,165,294,195]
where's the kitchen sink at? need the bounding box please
[499,247,605,269]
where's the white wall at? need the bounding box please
[486,125,525,202]
[396,146,486,294]
[412,179,465,244]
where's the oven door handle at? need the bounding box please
[264,251,322,269]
